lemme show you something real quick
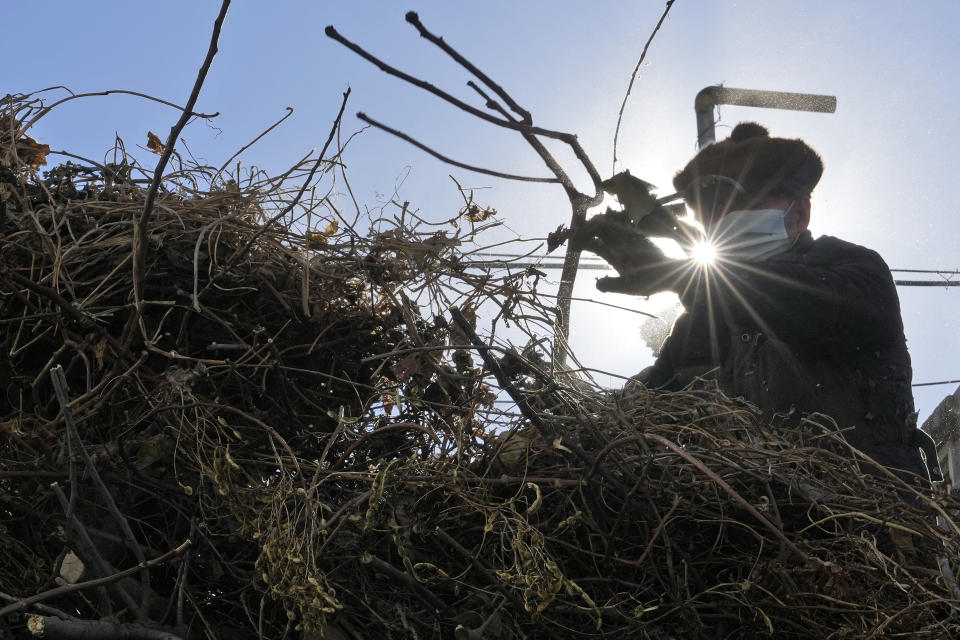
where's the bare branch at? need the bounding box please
[328,15,611,366]
[214,106,295,182]
[51,483,138,615]
[405,11,532,124]
[612,0,676,173]
[21,88,219,133]
[132,0,231,315]
[325,25,568,142]
[0,540,191,617]
[466,81,577,193]
[213,88,351,281]
[357,112,559,183]
[27,616,185,640]
[51,366,152,616]
[461,79,596,367]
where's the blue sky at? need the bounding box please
[7,1,959,420]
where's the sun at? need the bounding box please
[689,240,718,266]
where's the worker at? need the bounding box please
[574,122,937,488]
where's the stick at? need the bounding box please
[214,106,294,182]
[356,112,559,183]
[50,366,153,616]
[26,616,185,640]
[0,271,110,341]
[643,432,815,563]
[51,483,139,615]
[612,0,676,174]
[131,0,231,327]
[22,88,219,133]
[0,541,191,617]
[326,26,567,142]
[405,11,531,123]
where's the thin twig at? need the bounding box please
[465,81,579,195]
[357,112,559,183]
[51,366,153,617]
[363,554,447,614]
[643,432,815,564]
[0,592,76,621]
[326,25,566,141]
[0,541,191,617]
[396,13,605,189]
[21,88,219,133]
[214,106,295,183]
[51,483,137,615]
[0,271,104,337]
[634,494,681,567]
[208,88,351,287]
[462,80,593,368]
[131,0,231,322]
[612,0,676,174]
[405,11,532,123]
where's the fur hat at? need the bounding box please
[673,122,823,224]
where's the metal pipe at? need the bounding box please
[696,86,837,147]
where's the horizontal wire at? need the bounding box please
[474,253,960,273]
[891,268,960,274]
[467,257,960,286]
[913,379,960,388]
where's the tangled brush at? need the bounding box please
[2,91,960,640]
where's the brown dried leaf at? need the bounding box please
[146,131,165,154]
[463,203,497,223]
[5,136,51,169]
[306,232,328,248]
[306,220,340,248]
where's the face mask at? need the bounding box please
[709,208,793,261]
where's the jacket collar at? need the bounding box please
[771,230,814,260]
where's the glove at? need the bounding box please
[572,208,681,295]
[600,171,660,226]
[601,171,701,252]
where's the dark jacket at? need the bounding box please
[639,231,929,478]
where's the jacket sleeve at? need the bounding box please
[679,238,903,349]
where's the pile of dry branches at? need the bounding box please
[2,89,960,640]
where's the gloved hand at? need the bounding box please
[572,208,682,296]
[600,171,661,226]
[571,172,698,295]
[601,171,701,252]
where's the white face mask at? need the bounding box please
[709,208,793,261]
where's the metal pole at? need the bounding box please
[696,86,837,148]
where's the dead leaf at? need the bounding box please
[3,136,50,169]
[93,337,108,370]
[59,551,85,584]
[306,220,340,248]
[306,232,328,248]
[146,131,165,154]
[463,203,497,223]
